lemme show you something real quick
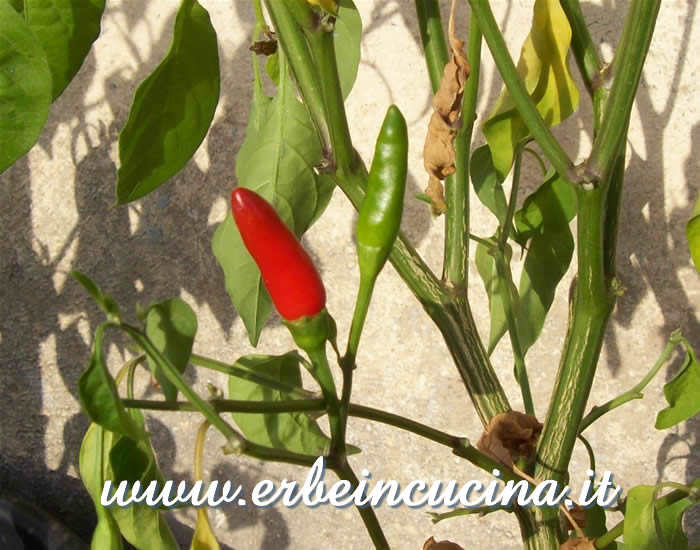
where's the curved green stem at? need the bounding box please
[467,0,577,187]
[579,334,680,433]
[344,274,376,369]
[123,398,326,414]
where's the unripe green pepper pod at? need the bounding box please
[344,105,408,369]
[356,104,408,282]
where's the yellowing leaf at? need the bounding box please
[190,509,220,550]
[307,0,337,13]
[483,0,579,179]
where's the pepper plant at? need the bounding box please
[2,0,699,548]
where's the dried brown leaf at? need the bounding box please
[423,536,466,550]
[566,505,587,531]
[422,0,470,215]
[559,537,596,550]
[477,411,542,467]
[250,39,277,56]
[425,176,448,215]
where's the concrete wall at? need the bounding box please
[1,1,698,548]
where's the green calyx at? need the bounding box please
[283,308,332,353]
[355,104,408,283]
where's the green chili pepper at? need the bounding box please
[356,104,408,282]
[344,105,408,368]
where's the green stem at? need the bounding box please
[499,146,523,251]
[579,334,681,432]
[467,0,577,187]
[586,0,661,184]
[559,0,602,95]
[190,353,318,400]
[413,0,449,92]
[304,25,356,174]
[444,15,481,290]
[305,346,343,457]
[123,398,326,414]
[344,274,376,369]
[264,0,330,150]
[332,460,389,548]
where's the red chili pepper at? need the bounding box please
[231,188,326,321]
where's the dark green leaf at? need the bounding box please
[474,240,517,355]
[656,495,692,549]
[144,298,197,402]
[334,0,362,99]
[72,270,122,322]
[583,505,607,538]
[623,485,665,549]
[116,0,219,203]
[78,326,146,440]
[23,0,105,100]
[0,0,52,174]
[470,146,508,225]
[7,0,24,12]
[656,343,700,429]
[228,353,334,456]
[212,72,334,346]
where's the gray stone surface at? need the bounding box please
[1,0,699,548]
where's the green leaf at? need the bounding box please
[265,51,280,85]
[144,298,197,402]
[228,353,334,455]
[0,0,52,174]
[72,271,122,322]
[512,171,576,354]
[583,505,608,538]
[109,428,179,550]
[23,0,105,100]
[624,486,665,549]
[79,424,125,550]
[686,197,700,271]
[656,495,692,549]
[190,509,220,550]
[334,0,362,99]
[656,343,700,429]
[78,326,146,440]
[212,71,334,346]
[116,0,219,203]
[470,145,508,225]
[474,239,517,355]
[482,0,579,179]
[80,411,179,550]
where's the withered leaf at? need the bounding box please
[250,39,277,56]
[425,176,448,215]
[559,537,596,550]
[422,0,470,216]
[477,411,542,467]
[566,505,587,531]
[423,536,466,550]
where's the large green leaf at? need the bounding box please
[23,0,105,100]
[624,486,664,549]
[334,0,361,99]
[512,171,576,354]
[656,495,693,549]
[116,0,219,203]
[228,353,335,456]
[0,0,52,174]
[686,197,700,271]
[78,326,146,440]
[212,70,334,346]
[656,343,700,429]
[144,298,197,402]
[483,0,579,179]
[80,411,179,550]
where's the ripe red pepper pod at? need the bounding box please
[230,188,326,323]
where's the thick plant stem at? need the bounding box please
[467,0,578,186]
[587,0,661,184]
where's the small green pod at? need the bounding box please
[356,105,408,281]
